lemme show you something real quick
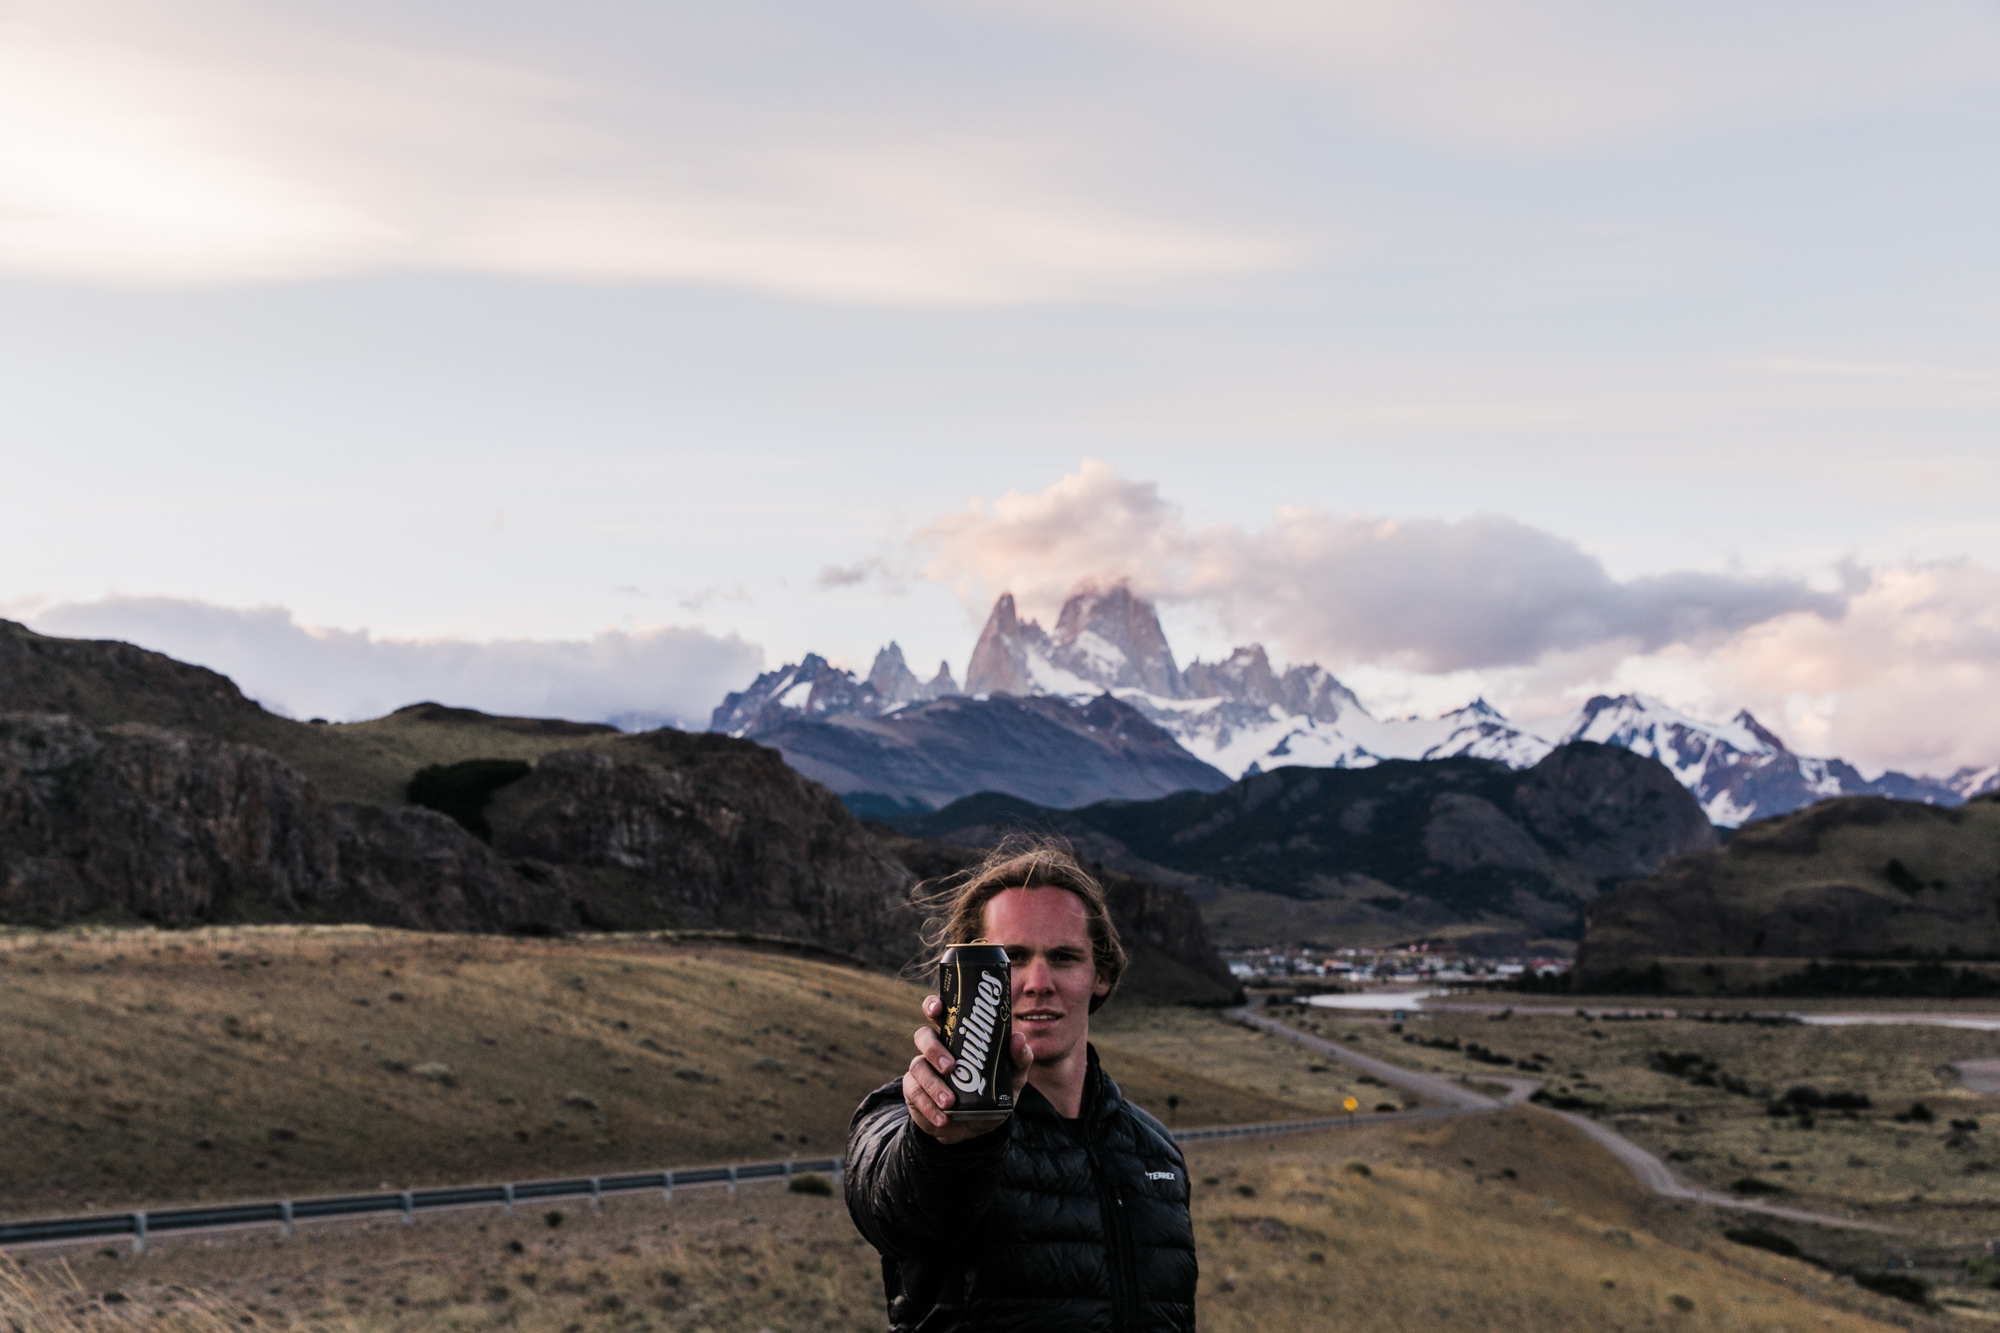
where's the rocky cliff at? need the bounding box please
[488,730,921,963]
[0,713,570,933]
[0,710,927,966]
[1574,793,2000,987]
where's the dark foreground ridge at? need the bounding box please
[1575,791,2000,992]
[890,742,1716,952]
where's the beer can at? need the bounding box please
[937,944,1013,1123]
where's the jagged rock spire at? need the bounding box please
[965,593,1046,696]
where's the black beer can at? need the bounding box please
[938,944,1013,1123]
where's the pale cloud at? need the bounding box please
[1003,0,2000,152]
[1705,562,2000,777]
[916,463,2000,778]
[0,0,1279,299]
[917,461,1841,673]
[23,597,762,730]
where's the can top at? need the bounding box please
[939,943,1010,966]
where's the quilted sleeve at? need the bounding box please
[844,1083,1014,1260]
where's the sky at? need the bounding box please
[4,0,1999,777]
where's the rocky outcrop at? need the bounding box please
[866,643,958,705]
[1574,793,2000,986]
[1511,740,1719,879]
[0,621,268,733]
[0,713,569,932]
[1047,583,1184,697]
[489,730,920,966]
[0,713,924,963]
[963,593,1045,698]
[1179,645,1362,724]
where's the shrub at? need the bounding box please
[788,1172,833,1196]
[1529,1088,1605,1113]
[1723,1227,1802,1259]
[1775,1086,1871,1112]
[407,759,534,842]
[1853,1271,1930,1305]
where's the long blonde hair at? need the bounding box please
[915,835,1127,1013]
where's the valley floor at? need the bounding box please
[5,1113,1920,1333]
[0,925,1300,1218]
[0,927,1965,1330]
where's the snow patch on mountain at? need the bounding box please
[711,583,1996,826]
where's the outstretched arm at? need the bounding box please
[843,992,1034,1259]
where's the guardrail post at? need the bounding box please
[132,1211,146,1256]
[503,1184,515,1217]
[726,1166,737,1197]
[783,1160,794,1183]
[401,1191,414,1225]
[590,1177,602,1210]
[280,1200,294,1239]
[662,1172,674,1203]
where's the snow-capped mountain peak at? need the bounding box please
[711,586,1998,825]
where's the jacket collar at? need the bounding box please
[1017,1043,1122,1132]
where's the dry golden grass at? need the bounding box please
[0,925,1307,1217]
[5,1111,1916,1333]
[1187,1112,1913,1333]
[15,1184,884,1333]
[1093,1004,1422,1117]
[1284,1001,2000,1227]
[1,1250,253,1332]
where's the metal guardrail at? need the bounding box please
[0,1157,841,1253]
[1170,1107,1451,1141]
[1,1106,1442,1254]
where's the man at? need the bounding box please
[844,841,1198,1332]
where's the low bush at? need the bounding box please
[1722,1227,1802,1259]
[406,759,534,841]
[1853,1271,1930,1306]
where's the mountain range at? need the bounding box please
[887,739,1718,954]
[712,583,2000,824]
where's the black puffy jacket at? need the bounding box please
[844,1045,1197,1332]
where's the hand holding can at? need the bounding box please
[905,945,1033,1142]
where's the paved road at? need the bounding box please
[1233,1007,1499,1111]
[1235,1006,1902,1234]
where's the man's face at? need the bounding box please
[982,887,1110,1067]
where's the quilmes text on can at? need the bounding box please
[938,943,1013,1123]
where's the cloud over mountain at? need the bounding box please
[23,597,761,730]
[1710,560,2000,779]
[917,461,1843,672]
